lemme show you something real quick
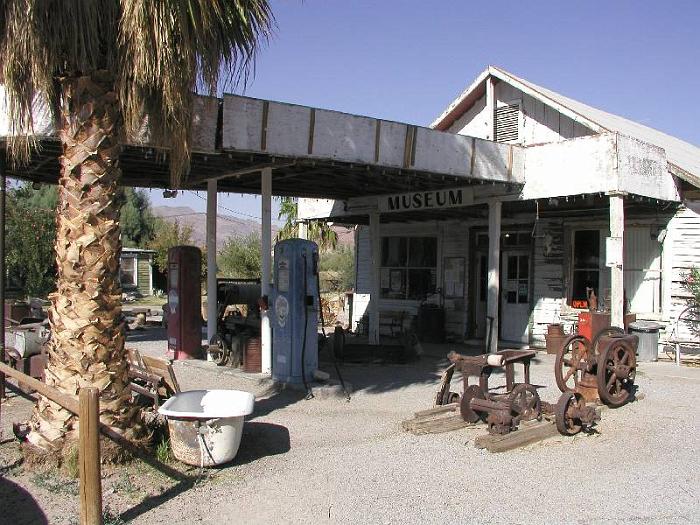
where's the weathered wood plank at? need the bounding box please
[414,402,458,419]
[473,420,559,453]
[403,414,473,435]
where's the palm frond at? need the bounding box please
[1,0,273,186]
[0,0,120,163]
[118,0,274,187]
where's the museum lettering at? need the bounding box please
[387,189,463,212]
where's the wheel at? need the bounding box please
[554,334,592,393]
[597,338,636,407]
[208,333,229,366]
[460,385,486,423]
[555,392,585,435]
[508,384,541,422]
[592,326,625,354]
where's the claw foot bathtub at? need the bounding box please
[158,389,255,466]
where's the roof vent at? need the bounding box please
[495,103,520,143]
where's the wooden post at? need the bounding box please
[609,194,625,328]
[79,387,102,525]
[369,211,381,345]
[486,75,496,141]
[487,200,502,353]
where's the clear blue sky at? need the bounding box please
[150,0,700,219]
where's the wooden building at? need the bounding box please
[299,66,700,350]
[119,248,155,297]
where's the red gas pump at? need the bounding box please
[166,246,202,360]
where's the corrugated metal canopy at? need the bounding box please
[0,90,523,199]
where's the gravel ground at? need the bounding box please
[2,326,699,524]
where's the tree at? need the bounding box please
[148,218,195,273]
[1,1,273,453]
[277,196,338,251]
[6,183,57,297]
[119,187,156,248]
[320,245,355,292]
[218,233,262,279]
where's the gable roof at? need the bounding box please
[431,66,700,186]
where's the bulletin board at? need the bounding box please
[443,257,465,298]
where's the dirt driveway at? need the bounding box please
[1,336,698,524]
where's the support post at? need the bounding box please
[79,387,102,525]
[206,179,218,359]
[261,168,272,374]
[486,75,496,141]
[0,157,5,400]
[487,200,502,353]
[369,211,380,345]
[298,221,308,240]
[609,194,625,328]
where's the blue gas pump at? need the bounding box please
[272,239,319,384]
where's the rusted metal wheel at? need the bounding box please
[592,326,625,354]
[555,392,585,435]
[554,334,592,393]
[508,384,541,422]
[208,333,229,366]
[460,385,486,423]
[597,338,636,407]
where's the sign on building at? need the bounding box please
[379,186,474,213]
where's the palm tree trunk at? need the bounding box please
[27,72,133,451]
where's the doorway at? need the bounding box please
[500,251,530,344]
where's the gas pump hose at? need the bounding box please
[316,267,351,402]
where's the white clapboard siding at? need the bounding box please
[495,83,594,147]
[448,94,490,139]
[624,227,661,314]
[667,203,700,341]
[531,219,565,346]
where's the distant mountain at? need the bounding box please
[152,205,354,251]
[152,206,276,251]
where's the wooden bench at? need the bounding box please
[126,348,180,408]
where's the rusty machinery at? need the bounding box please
[438,350,542,435]
[553,328,638,435]
[207,278,262,367]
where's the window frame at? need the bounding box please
[379,235,438,300]
[120,255,138,287]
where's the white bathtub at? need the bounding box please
[158,389,255,466]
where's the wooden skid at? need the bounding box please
[473,420,559,453]
[402,403,474,435]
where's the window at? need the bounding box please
[121,256,137,287]
[570,230,600,309]
[504,254,530,304]
[380,236,437,300]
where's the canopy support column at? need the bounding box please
[369,211,380,345]
[206,180,218,360]
[487,200,501,353]
[298,221,308,240]
[610,194,625,328]
[261,168,273,374]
